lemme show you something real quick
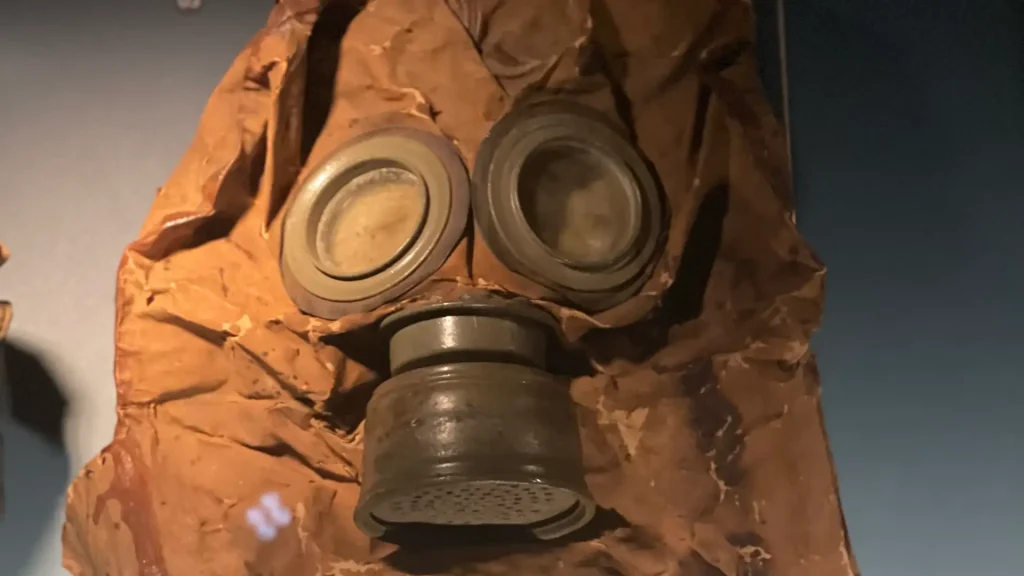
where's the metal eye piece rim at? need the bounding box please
[309,160,430,280]
[281,128,470,319]
[472,102,665,310]
[506,134,647,275]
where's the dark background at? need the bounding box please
[1,1,1022,574]
[788,3,1024,575]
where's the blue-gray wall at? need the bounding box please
[0,3,269,575]
[788,2,1024,575]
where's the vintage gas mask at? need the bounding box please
[281,87,664,538]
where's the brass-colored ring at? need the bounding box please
[473,103,664,310]
[281,128,470,319]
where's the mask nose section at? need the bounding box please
[354,296,595,541]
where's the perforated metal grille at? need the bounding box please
[370,480,580,526]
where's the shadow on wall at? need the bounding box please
[0,340,70,575]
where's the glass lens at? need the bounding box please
[517,143,637,268]
[316,166,427,278]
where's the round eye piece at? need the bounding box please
[516,141,641,270]
[472,103,664,310]
[281,128,470,320]
[314,165,428,280]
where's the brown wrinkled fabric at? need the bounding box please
[1,243,9,516]
[0,243,10,340]
[62,1,858,575]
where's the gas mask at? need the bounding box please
[59,2,845,574]
[278,1,669,542]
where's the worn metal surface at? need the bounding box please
[355,362,594,541]
[382,296,561,372]
[387,314,548,374]
[472,102,665,311]
[282,127,470,318]
[356,297,594,540]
